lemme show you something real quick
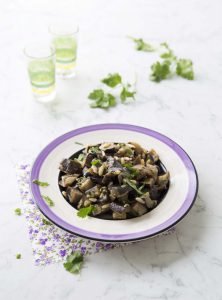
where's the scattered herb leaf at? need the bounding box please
[77,205,95,218]
[150,60,172,82]
[42,218,52,225]
[160,42,176,60]
[91,159,102,166]
[101,73,122,87]
[42,195,54,207]
[32,179,49,187]
[89,146,100,154]
[176,59,194,80]
[129,37,155,52]
[124,178,144,195]
[16,253,21,259]
[14,208,22,216]
[63,251,84,274]
[120,85,136,102]
[88,89,116,109]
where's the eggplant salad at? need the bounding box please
[59,142,170,220]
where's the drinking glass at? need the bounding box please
[24,43,56,103]
[49,23,79,79]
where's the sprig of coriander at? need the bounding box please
[124,178,144,195]
[63,251,84,274]
[129,37,194,82]
[14,208,22,216]
[128,37,155,52]
[176,59,194,80]
[88,89,116,109]
[101,73,122,87]
[32,179,49,187]
[88,73,136,109]
[77,205,94,218]
[42,195,54,207]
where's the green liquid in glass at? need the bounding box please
[53,36,77,63]
[28,60,55,88]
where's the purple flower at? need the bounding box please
[81,247,86,255]
[59,249,66,257]
[39,238,48,245]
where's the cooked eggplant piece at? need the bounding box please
[157,171,170,189]
[66,187,83,204]
[109,202,126,213]
[59,175,78,187]
[113,211,127,220]
[79,178,94,192]
[59,158,82,174]
[59,142,169,220]
[131,202,148,216]
[84,153,96,168]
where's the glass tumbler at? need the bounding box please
[49,23,79,79]
[24,43,56,103]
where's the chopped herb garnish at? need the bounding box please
[150,60,172,82]
[120,85,136,103]
[89,146,100,154]
[124,178,144,195]
[77,205,95,218]
[91,159,102,166]
[42,218,52,225]
[176,59,194,80]
[88,74,136,109]
[42,195,54,207]
[75,141,84,146]
[101,73,122,87]
[129,37,155,52]
[63,251,84,274]
[14,208,22,216]
[16,253,21,259]
[32,179,49,187]
[88,89,116,109]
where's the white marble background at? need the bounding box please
[0,0,222,299]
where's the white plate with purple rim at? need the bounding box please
[30,123,198,243]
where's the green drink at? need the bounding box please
[24,43,56,103]
[49,24,79,78]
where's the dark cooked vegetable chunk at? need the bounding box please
[59,142,170,220]
[59,159,82,174]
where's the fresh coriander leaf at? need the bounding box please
[42,195,54,207]
[129,37,155,52]
[42,218,52,225]
[160,42,176,60]
[91,159,101,166]
[124,178,144,195]
[176,59,194,80]
[89,90,116,109]
[14,208,22,216]
[150,60,172,82]
[89,146,100,153]
[77,205,94,218]
[75,141,84,146]
[32,179,49,187]
[101,73,122,87]
[63,251,84,274]
[16,253,21,259]
[88,89,104,100]
[120,86,136,102]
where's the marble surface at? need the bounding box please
[1,0,222,299]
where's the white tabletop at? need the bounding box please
[1,0,222,299]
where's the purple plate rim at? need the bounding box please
[30,123,198,242]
